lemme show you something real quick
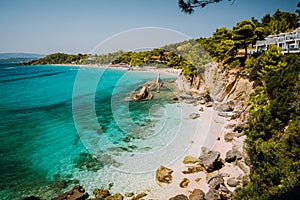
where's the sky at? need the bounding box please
[0,0,298,54]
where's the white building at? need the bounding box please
[255,28,300,54]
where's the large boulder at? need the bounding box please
[134,85,153,101]
[169,194,189,200]
[156,166,173,184]
[199,150,222,172]
[225,150,243,163]
[208,175,224,189]
[189,189,205,200]
[51,185,85,200]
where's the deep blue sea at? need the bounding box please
[0,64,178,199]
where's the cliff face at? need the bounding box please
[175,62,254,122]
[204,63,254,110]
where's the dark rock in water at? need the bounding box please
[189,113,200,119]
[74,153,104,172]
[169,194,189,200]
[199,107,204,112]
[227,177,240,187]
[199,150,222,172]
[205,189,220,200]
[51,185,85,200]
[133,85,153,101]
[96,126,103,134]
[225,150,243,163]
[93,189,110,199]
[23,196,42,200]
[189,189,205,200]
[173,97,179,101]
[156,166,173,184]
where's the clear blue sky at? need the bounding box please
[0,0,298,54]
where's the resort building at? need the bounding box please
[255,28,300,54]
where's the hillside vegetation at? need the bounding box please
[197,9,300,199]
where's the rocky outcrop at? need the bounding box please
[156,166,173,184]
[183,156,199,164]
[51,185,85,200]
[203,63,254,115]
[175,73,204,92]
[133,85,153,101]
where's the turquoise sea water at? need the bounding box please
[0,64,178,199]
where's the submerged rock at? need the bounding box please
[51,185,85,200]
[156,166,173,184]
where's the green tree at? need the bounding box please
[232,20,257,59]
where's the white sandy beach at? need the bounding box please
[74,102,239,199]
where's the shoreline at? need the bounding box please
[14,62,249,199]
[34,63,182,77]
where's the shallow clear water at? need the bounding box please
[0,64,178,199]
